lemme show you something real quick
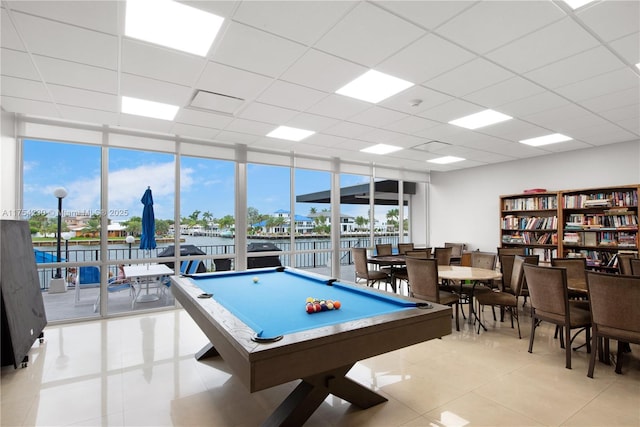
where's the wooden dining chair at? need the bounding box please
[375,243,393,256]
[522,264,591,369]
[551,258,589,308]
[406,257,460,331]
[586,271,640,377]
[351,248,390,290]
[397,243,415,255]
[617,253,636,275]
[630,258,640,276]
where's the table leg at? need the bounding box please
[137,277,160,302]
[262,364,387,427]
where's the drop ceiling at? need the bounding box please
[1,0,639,173]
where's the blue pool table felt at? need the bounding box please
[188,268,419,339]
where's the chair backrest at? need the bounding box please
[78,266,100,285]
[187,260,201,274]
[499,254,516,290]
[510,255,539,296]
[406,257,439,302]
[352,248,370,278]
[405,249,431,259]
[434,247,453,265]
[617,253,635,275]
[630,258,640,276]
[444,242,464,257]
[551,257,588,291]
[375,244,393,256]
[497,247,526,256]
[522,264,569,318]
[586,271,640,334]
[397,243,415,255]
[470,252,497,270]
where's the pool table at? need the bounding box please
[170,266,452,426]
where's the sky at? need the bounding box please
[22,139,389,224]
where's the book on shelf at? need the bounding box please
[583,198,612,208]
[583,232,597,246]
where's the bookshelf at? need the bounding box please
[500,185,639,270]
[560,185,639,270]
[500,191,559,262]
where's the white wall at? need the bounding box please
[1,111,17,215]
[429,140,640,252]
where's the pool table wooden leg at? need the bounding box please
[262,363,387,427]
[194,342,219,360]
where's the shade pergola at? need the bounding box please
[296,180,416,206]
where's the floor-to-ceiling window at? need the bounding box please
[246,163,291,268]
[179,155,235,272]
[23,139,102,321]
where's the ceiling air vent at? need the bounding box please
[188,90,245,116]
[412,140,451,152]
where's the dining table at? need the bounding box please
[124,264,174,302]
[437,266,502,330]
[367,254,409,292]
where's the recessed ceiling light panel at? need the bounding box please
[360,144,403,155]
[125,0,224,56]
[428,156,465,164]
[448,109,512,129]
[267,126,315,142]
[519,133,572,147]
[121,96,179,120]
[336,70,414,103]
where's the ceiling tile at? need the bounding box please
[212,22,307,77]
[49,83,118,111]
[555,68,640,102]
[170,122,219,140]
[499,91,570,118]
[232,1,355,45]
[525,46,626,89]
[464,76,546,108]
[33,55,118,93]
[315,2,425,67]
[348,106,408,127]
[306,94,370,120]
[435,0,564,54]
[6,0,119,34]
[1,95,59,117]
[1,75,49,101]
[12,11,118,69]
[358,128,404,144]
[121,39,207,87]
[0,49,40,80]
[609,32,640,65]
[224,118,277,136]
[284,113,339,132]
[373,1,474,30]
[118,114,174,134]
[120,73,192,106]
[477,119,552,142]
[257,80,327,111]
[383,115,440,134]
[323,121,372,139]
[568,121,638,145]
[197,61,272,101]
[58,104,119,126]
[281,49,366,93]
[379,85,453,114]
[487,17,600,73]
[1,9,25,50]
[175,108,234,129]
[215,129,261,145]
[424,58,514,97]
[581,87,640,113]
[417,98,483,123]
[304,133,350,148]
[377,34,476,84]
[236,102,298,124]
[576,0,640,42]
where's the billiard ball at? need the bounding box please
[326,302,334,310]
[252,277,259,283]
[333,300,341,309]
[306,304,315,314]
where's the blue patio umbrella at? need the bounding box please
[139,187,157,255]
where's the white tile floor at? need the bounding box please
[2,305,638,426]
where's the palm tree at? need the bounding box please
[354,216,369,231]
[386,208,399,232]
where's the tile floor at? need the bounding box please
[1,305,638,426]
